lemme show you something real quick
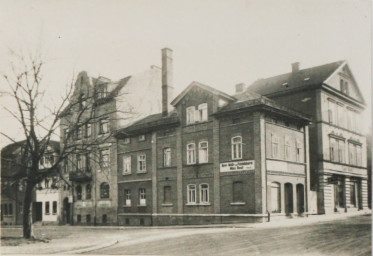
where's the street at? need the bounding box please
[1,214,371,255]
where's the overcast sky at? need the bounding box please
[0,0,371,147]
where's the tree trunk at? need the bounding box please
[23,182,35,239]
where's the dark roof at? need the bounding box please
[248,61,344,96]
[171,81,235,106]
[115,111,179,137]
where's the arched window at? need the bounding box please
[86,184,92,200]
[271,182,281,213]
[76,185,82,200]
[231,136,242,160]
[100,182,110,199]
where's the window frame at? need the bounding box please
[187,184,197,204]
[197,103,208,122]
[231,136,243,160]
[52,201,57,214]
[86,184,92,200]
[163,148,171,167]
[271,134,279,159]
[186,106,195,125]
[139,188,146,206]
[199,183,209,204]
[122,155,132,175]
[99,148,110,169]
[45,201,50,215]
[186,143,196,165]
[99,118,109,135]
[137,154,147,173]
[100,182,110,199]
[124,189,131,206]
[198,141,208,163]
[76,185,82,200]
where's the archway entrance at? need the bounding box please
[63,197,71,224]
[284,183,293,215]
[296,184,305,214]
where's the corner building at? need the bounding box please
[115,49,311,225]
[249,61,368,214]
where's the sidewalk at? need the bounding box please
[1,209,370,255]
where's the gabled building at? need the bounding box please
[248,61,368,214]
[115,49,311,225]
[60,58,163,225]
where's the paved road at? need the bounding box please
[89,215,371,256]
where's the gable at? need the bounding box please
[324,63,365,104]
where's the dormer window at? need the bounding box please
[340,79,349,95]
[97,84,108,99]
[197,103,208,122]
[186,106,195,125]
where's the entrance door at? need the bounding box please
[63,197,71,224]
[296,184,305,214]
[334,178,344,211]
[32,202,42,222]
[284,183,293,215]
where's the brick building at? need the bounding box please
[115,49,311,225]
[249,61,368,214]
[60,62,163,225]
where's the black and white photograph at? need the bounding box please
[0,0,371,255]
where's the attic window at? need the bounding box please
[304,77,310,81]
[282,82,289,88]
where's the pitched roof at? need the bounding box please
[248,60,344,96]
[171,81,235,106]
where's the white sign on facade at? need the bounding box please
[220,160,255,172]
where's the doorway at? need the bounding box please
[63,197,71,224]
[296,184,305,214]
[284,183,293,215]
[32,202,42,222]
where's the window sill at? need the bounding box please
[230,202,246,206]
[161,203,173,207]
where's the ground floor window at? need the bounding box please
[45,202,50,215]
[350,180,359,208]
[335,179,345,208]
[199,184,209,204]
[187,184,196,204]
[52,201,57,214]
[271,182,281,213]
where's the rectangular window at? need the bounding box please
[328,100,336,124]
[85,123,91,137]
[97,84,108,99]
[45,202,50,215]
[186,106,195,125]
[198,141,208,163]
[329,137,338,162]
[197,103,208,122]
[124,137,131,144]
[139,188,146,206]
[124,189,131,206]
[99,119,109,134]
[356,145,362,166]
[349,143,356,166]
[187,143,196,164]
[163,186,172,204]
[337,104,345,127]
[52,201,57,214]
[200,184,209,204]
[187,184,196,204]
[232,136,242,160]
[296,140,302,162]
[138,135,145,141]
[137,154,146,172]
[338,140,345,163]
[122,156,131,174]
[100,149,110,169]
[163,148,171,167]
[233,181,244,203]
[8,204,13,216]
[271,135,279,159]
[284,137,291,160]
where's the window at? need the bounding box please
[296,139,302,162]
[76,185,82,200]
[77,154,84,171]
[356,145,362,166]
[348,143,356,166]
[86,214,91,223]
[8,204,13,216]
[77,214,81,223]
[137,154,146,172]
[338,140,345,163]
[138,135,145,141]
[163,148,171,167]
[197,103,208,122]
[139,188,146,206]
[199,184,209,204]
[124,138,131,144]
[340,79,349,95]
[123,156,131,174]
[85,123,91,137]
[99,119,109,134]
[284,137,291,160]
[186,106,195,125]
[271,134,279,159]
[187,184,196,204]
[350,180,358,207]
[328,100,338,125]
[100,182,110,199]
[124,189,131,206]
[97,84,108,99]
[198,141,208,163]
[76,126,82,140]
[187,143,196,164]
[330,137,345,163]
[86,184,92,200]
[231,136,242,160]
[3,204,8,216]
[45,202,50,215]
[52,201,57,214]
[337,104,345,128]
[233,181,244,203]
[163,186,172,204]
[99,149,110,169]
[271,182,281,213]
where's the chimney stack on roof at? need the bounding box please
[292,62,300,73]
[162,48,174,117]
[235,83,245,93]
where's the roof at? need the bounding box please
[171,81,235,106]
[248,60,344,96]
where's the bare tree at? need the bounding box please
[0,50,123,238]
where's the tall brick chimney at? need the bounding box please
[292,62,300,73]
[162,48,174,117]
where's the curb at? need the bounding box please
[60,239,119,254]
